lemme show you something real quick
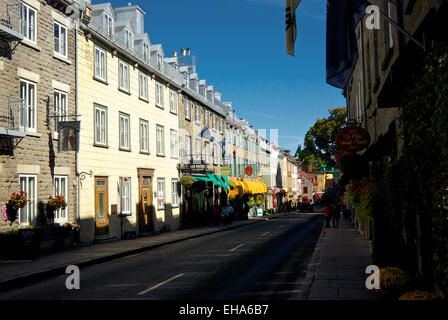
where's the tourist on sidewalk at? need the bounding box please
[332,202,341,229]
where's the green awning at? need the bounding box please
[221,175,234,190]
[207,174,223,188]
[214,174,229,191]
[194,176,211,182]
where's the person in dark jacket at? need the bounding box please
[332,202,341,229]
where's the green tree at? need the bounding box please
[298,107,347,169]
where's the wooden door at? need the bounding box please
[95,177,109,236]
[138,169,155,232]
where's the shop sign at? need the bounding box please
[335,126,371,152]
[222,166,231,175]
[157,192,164,202]
[245,166,253,176]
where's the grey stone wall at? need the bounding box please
[0,1,77,232]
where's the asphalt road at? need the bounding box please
[0,212,323,300]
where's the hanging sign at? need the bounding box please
[335,127,370,152]
[245,166,253,176]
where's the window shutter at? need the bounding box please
[119,177,123,213]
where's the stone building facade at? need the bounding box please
[0,0,86,238]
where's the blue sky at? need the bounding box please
[102,0,346,152]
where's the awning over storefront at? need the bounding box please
[212,174,228,191]
[221,175,234,190]
[228,180,267,195]
[193,176,211,182]
[206,174,223,188]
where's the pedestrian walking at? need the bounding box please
[332,202,341,229]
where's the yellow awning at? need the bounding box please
[228,180,267,195]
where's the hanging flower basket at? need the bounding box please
[47,195,67,223]
[5,191,29,225]
[180,175,195,187]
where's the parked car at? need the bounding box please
[300,200,314,213]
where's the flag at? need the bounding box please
[326,0,371,88]
[286,0,302,56]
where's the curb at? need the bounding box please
[0,218,267,292]
[298,224,326,300]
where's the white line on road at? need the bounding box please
[137,273,184,295]
[261,232,270,236]
[229,243,246,252]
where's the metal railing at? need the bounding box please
[0,0,23,36]
[0,93,25,132]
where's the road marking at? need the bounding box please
[137,273,184,295]
[229,243,246,252]
[261,232,270,236]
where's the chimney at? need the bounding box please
[187,48,191,56]
[128,2,132,6]
[181,48,186,56]
[173,51,178,57]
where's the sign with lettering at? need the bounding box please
[335,127,371,152]
[245,166,253,176]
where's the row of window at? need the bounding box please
[19,79,68,133]
[18,175,68,225]
[94,104,179,158]
[231,157,261,178]
[184,97,224,133]
[118,177,179,213]
[20,2,70,59]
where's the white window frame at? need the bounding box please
[185,98,191,120]
[195,139,201,161]
[94,105,107,146]
[94,46,107,82]
[213,143,218,165]
[143,43,149,62]
[18,174,37,225]
[157,178,165,210]
[54,90,67,134]
[169,90,178,114]
[125,28,133,50]
[170,129,178,159]
[212,114,216,131]
[185,135,191,158]
[204,109,209,128]
[156,125,165,156]
[204,142,210,164]
[156,81,164,108]
[195,104,201,125]
[157,53,163,70]
[220,118,224,134]
[387,2,394,49]
[20,79,36,132]
[20,2,37,43]
[53,21,67,58]
[139,72,148,101]
[140,119,149,154]
[119,113,130,151]
[104,13,113,38]
[120,177,132,214]
[53,175,68,223]
[119,61,130,92]
[171,179,179,208]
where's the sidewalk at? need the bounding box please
[300,217,380,300]
[0,213,292,292]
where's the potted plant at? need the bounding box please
[180,175,195,188]
[5,191,29,225]
[46,195,67,223]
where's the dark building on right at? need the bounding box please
[344,0,448,295]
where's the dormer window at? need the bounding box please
[125,29,133,50]
[104,13,113,37]
[143,43,149,62]
[157,53,163,70]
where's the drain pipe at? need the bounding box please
[75,18,80,227]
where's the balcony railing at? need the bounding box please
[0,0,24,41]
[0,93,26,135]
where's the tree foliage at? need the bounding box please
[298,107,347,169]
